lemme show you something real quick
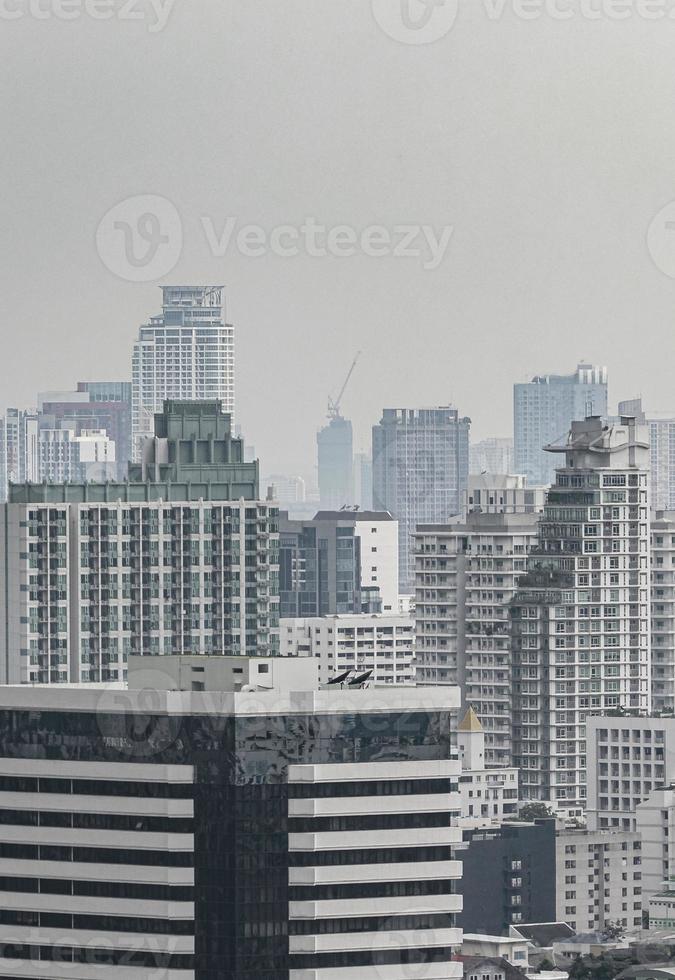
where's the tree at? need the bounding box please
[519,802,554,820]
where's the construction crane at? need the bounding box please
[327,351,361,421]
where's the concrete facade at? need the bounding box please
[280,613,415,686]
[415,511,540,766]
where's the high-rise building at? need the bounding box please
[132,286,234,459]
[373,407,471,591]
[0,401,278,685]
[37,427,117,483]
[279,510,399,617]
[415,511,540,766]
[470,437,515,476]
[619,397,675,512]
[353,451,373,510]
[651,512,675,713]
[510,415,651,806]
[0,408,39,502]
[317,415,353,510]
[0,655,464,980]
[38,390,131,483]
[514,363,608,486]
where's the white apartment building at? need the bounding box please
[132,286,235,458]
[415,511,540,766]
[457,706,519,829]
[652,512,675,712]
[280,613,415,685]
[511,416,652,806]
[464,473,548,518]
[38,428,117,483]
[556,829,643,933]
[585,716,673,832]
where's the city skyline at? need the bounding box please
[4,8,675,480]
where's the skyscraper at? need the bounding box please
[514,363,608,486]
[317,415,353,509]
[132,286,234,459]
[372,407,470,591]
[511,415,651,805]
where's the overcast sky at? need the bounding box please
[2,1,675,479]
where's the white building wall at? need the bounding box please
[586,716,673,832]
[280,614,415,686]
[556,829,643,934]
[353,517,399,613]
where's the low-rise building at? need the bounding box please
[280,612,415,686]
[586,716,673,832]
[457,821,557,934]
[458,706,519,828]
[462,934,530,966]
[556,829,644,933]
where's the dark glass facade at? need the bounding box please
[0,703,455,979]
[457,820,556,935]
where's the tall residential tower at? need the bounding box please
[511,415,651,805]
[132,286,234,459]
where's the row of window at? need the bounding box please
[0,909,194,934]
[0,775,193,799]
[0,809,193,834]
[0,876,193,901]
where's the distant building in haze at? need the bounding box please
[514,363,608,486]
[470,437,514,475]
[317,415,353,509]
[372,406,470,591]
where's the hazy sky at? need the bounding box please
[3,1,675,479]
